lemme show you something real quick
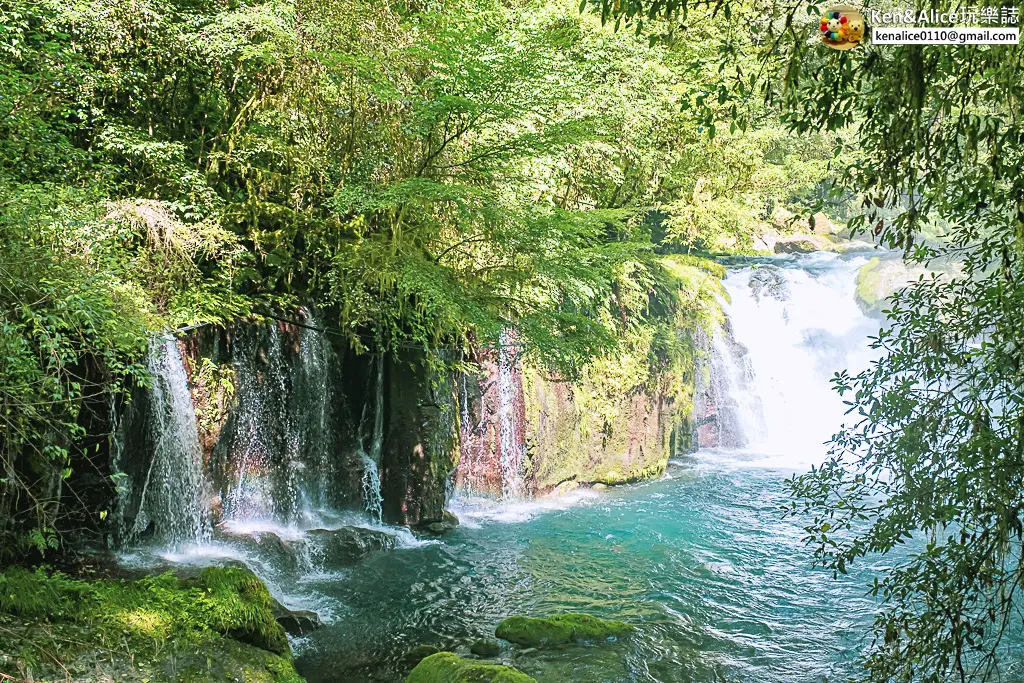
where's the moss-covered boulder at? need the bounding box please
[495,613,634,648]
[0,565,301,682]
[406,652,535,682]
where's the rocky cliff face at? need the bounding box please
[522,368,676,490]
[380,349,460,526]
[456,348,685,497]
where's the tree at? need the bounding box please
[591,0,1024,679]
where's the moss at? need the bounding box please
[495,614,634,648]
[855,256,885,314]
[0,566,300,682]
[406,652,535,682]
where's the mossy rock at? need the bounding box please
[0,566,299,682]
[495,613,634,648]
[406,652,535,682]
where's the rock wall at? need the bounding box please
[380,349,460,526]
[457,350,684,497]
[522,368,676,491]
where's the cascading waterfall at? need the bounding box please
[497,329,524,499]
[359,353,385,522]
[713,253,879,465]
[226,324,290,521]
[134,338,210,544]
[225,312,340,525]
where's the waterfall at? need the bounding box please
[225,312,340,525]
[134,338,210,544]
[497,329,523,499]
[359,353,385,522]
[713,253,879,465]
[225,324,290,521]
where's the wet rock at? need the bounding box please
[470,638,501,657]
[591,483,608,490]
[406,652,535,682]
[306,526,396,566]
[415,510,460,535]
[405,644,441,665]
[216,528,302,573]
[747,266,789,302]
[495,614,634,648]
[272,600,322,636]
[774,235,826,254]
[552,480,579,496]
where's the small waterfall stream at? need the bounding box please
[359,353,385,522]
[497,328,524,499]
[134,338,210,544]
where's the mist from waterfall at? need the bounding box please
[712,253,879,467]
[135,338,210,544]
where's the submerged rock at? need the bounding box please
[272,600,322,636]
[470,638,502,657]
[404,644,442,665]
[495,613,634,648]
[406,652,535,682]
[306,526,396,566]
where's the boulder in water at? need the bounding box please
[405,643,442,665]
[307,527,396,566]
[415,510,460,535]
[406,652,535,682]
[217,527,303,573]
[774,235,827,253]
[272,600,322,636]
[495,613,634,648]
[747,266,789,302]
[470,638,502,657]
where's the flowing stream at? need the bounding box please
[287,252,898,682]
[127,253,1000,682]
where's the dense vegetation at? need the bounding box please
[0,0,830,557]
[591,0,1024,680]
[9,0,1024,680]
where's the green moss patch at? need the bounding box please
[406,652,535,682]
[495,613,634,648]
[0,565,300,682]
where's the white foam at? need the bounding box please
[450,487,601,525]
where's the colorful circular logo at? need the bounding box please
[820,6,866,49]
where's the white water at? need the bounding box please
[497,328,523,499]
[226,312,340,524]
[359,353,385,522]
[713,253,879,468]
[134,338,210,544]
